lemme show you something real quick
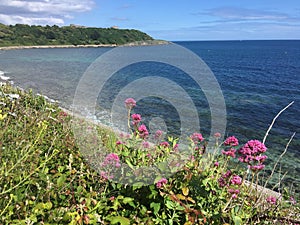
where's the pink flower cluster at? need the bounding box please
[190,133,205,155]
[228,188,240,199]
[160,141,170,148]
[100,153,121,180]
[190,133,204,144]
[142,141,150,148]
[231,175,242,185]
[224,136,239,146]
[156,178,168,188]
[131,114,142,126]
[214,132,221,139]
[221,148,236,158]
[102,153,121,168]
[221,136,239,158]
[155,130,163,140]
[125,98,136,109]
[238,140,267,171]
[138,124,149,139]
[218,170,242,199]
[266,196,277,205]
[125,98,150,140]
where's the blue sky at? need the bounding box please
[0,0,299,41]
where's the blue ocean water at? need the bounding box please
[0,40,299,192]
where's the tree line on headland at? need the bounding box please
[0,23,155,47]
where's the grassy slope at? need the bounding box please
[0,84,299,224]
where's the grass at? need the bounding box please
[0,83,299,224]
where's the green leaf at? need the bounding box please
[125,158,135,170]
[233,216,242,225]
[165,200,176,209]
[123,197,134,204]
[150,202,161,215]
[44,202,52,210]
[57,174,66,187]
[109,216,130,225]
[132,182,144,190]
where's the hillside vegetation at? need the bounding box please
[0,83,299,224]
[0,23,154,47]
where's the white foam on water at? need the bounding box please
[0,70,10,81]
[36,93,58,103]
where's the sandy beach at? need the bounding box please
[0,44,117,50]
[0,40,169,50]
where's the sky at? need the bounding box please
[0,0,300,41]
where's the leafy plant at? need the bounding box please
[0,84,299,224]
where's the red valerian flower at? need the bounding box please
[230,175,242,185]
[160,141,170,148]
[224,136,239,146]
[131,113,142,126]
[221,148,236,158]
[155,130,163,140]
[125,98,136,109]
[190,133,204,143]
[266,196,277,205]
[138,124,149,139]
[156,178,168,188]
[238,140,267,172]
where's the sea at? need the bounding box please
[0,40,299,193]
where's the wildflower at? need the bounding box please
[254,155,268,163]
[228,188,240,194]
[214,132,221,138]
[224,136,239,146]
[138,124,149,139]
[238,140,267,156]
[223,170,232,178]
[116,140,123,145]
[160,141,170,148]
[100,171,109,180]
[238,140,267,172]
[142,141,150,148]
[214,161,219,167]
[232,194,238,199]
[155,130,163,140]
[125,98,136,109]
[173,143,179,152]
[249,164,265,171]
[102,153,121,168]
[191,132,204,143]
[156,178,168,188]
[218,177,227,187]
[221,148,236,158]
[131,114,142,126]
[231,175,242,185]
[266,196,277,205]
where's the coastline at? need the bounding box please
[0,40,170,50]
[0,44,117,50]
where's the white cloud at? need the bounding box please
[0,0,95,25]
[0,13,64,25]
